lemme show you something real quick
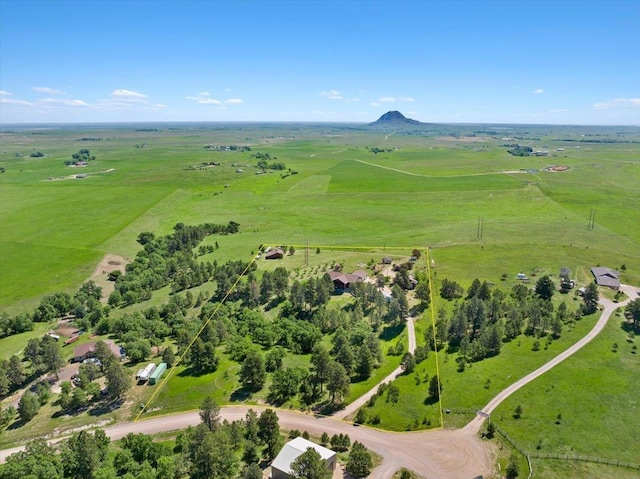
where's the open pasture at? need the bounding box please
[1,123,638,313]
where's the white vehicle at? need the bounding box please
[136,363,157,382]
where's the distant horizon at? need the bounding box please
[1,117,639,129]
[1,1,638,126]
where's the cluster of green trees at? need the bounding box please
[108,221,241,306]
[0,335,63,398]
[506,145,533,156]
[252,152,286,170]
[64,148,95,164]
[626,298,640,331]
[434,276,579,363]
[367,147,394,154]
[0,281,104,338]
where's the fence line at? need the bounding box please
[491,422,640,471]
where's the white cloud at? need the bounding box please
[111,89,148,98]
[320,90,344,100]
[398,96,414,102]
[32,86,66,95]
[351,97,360,102]
[533,89,544,94]
[0,90,12,96]
[370,102,381,107]
[186,92,243,106]
[41,98,91,107]
[155,103,167,109]
[379,96,396,102]
[593,98,640,110]
[549,109,568,113]
[198,98,222,105]
[0,97,32,105]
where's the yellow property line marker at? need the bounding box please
[135,243,443,425]
[426,247,445,429]
[134,255,260,422]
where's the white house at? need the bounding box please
[271,437,336,479]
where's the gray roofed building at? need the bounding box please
[271,437,336,479]
[590,267,620,289]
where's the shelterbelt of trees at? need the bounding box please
[0,221,242,339]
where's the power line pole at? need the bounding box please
[587,209,596,230]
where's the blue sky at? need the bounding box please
[1,0,638,125]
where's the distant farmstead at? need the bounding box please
[271,437,336,479]
[590,267,620,289]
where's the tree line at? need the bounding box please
[108,221,241,306]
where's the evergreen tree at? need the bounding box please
[240,351,266,391]
[326,361,350,403]
[257,409,281,460]
[582,282,600,314]
[199,396,220,432]
[346,441,373,478]
[290,448,331,479]
[18,390,40,422]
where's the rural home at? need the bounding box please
[271,437,336,479]
[265,248,284,260]
[590,267,620,289]
[73,339,122,363]
[328,269,368,291]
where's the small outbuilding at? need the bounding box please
[271,437,336,479]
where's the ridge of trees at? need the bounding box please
[109,221,241,306]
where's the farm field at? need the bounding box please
[2,123,639,313]
[1,122,639,477]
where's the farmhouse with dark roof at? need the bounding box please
[590,267,620,289]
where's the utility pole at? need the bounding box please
[305,239,309,266]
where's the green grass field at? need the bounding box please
[1,122,639,475]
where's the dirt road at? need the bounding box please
[334,315,416,420]
[0,406,493,479]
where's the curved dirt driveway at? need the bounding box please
[465,284,638,434]
[334,315,416,420]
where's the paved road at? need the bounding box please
[464,284,638,435]
[334,315,416,420]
